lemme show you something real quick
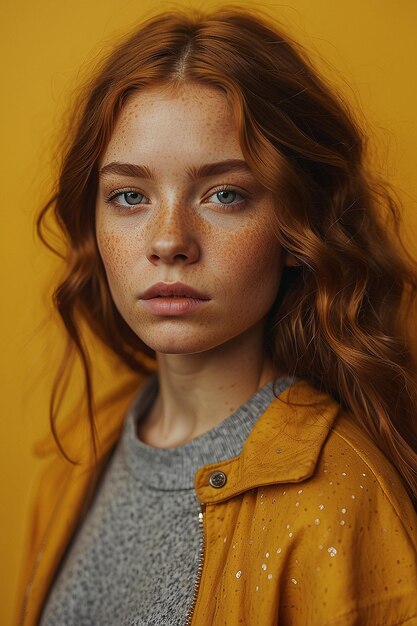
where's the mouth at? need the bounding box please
[152,295,203,298]
[141,282,210,300]
[140,294,210,316]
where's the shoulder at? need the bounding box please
[270,405,417,551]
[265,407,417,625]
[276,377,417,539]
[285,406,417,552]
[322,410,417,544]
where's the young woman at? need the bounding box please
[15,5,417,625]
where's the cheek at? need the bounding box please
[215,225,282,296]
[96,228,139,290]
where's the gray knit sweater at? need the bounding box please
[39,373,296,625]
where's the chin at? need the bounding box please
[135,334,209,355]
[135,328,231,356]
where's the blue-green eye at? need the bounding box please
[104,189,149,209]
[208,186,245,206]
[120,191,145,205]
[215,190,237,204]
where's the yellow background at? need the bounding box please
[1,0,417,623]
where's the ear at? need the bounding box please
[283,250,300,267]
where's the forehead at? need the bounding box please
[120,81,233,122]
[101,82,243,165]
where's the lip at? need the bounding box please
[140,281,210,300]
[140,296,210,316]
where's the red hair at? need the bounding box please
[37,5,417,508]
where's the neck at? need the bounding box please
[136,320,282,448]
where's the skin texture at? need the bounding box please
[95,82,298,448]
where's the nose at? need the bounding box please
[145,204,199,266]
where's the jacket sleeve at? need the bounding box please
[13,454,72,626]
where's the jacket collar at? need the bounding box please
[194,378,342,503]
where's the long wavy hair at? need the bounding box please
[37,5,417,508]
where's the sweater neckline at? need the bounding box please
[121,374,298,490]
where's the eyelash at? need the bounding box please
[103,184,247,213]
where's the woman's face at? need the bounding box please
[96,82,292,355]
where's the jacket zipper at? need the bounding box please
[185,501,206,625]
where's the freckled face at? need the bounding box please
[95,82,288,354]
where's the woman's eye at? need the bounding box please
[115,191,146,206]
[208,188,245,206]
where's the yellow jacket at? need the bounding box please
[15,377,417,625]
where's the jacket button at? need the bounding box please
[208,471,227,488]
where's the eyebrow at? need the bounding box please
[98,158,253,181]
